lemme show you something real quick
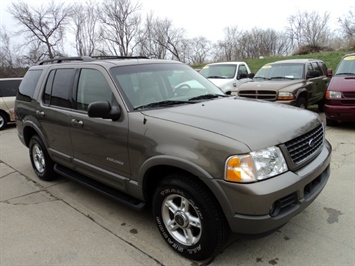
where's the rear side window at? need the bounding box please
[0,79,21,97]
[17,70,42,101]
[43,69,76,108]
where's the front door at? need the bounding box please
[69,67,130,190]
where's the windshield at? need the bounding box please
[110,63,225,110]
[335,55,355,76]
[200,64,237,79]
[254,63,305,80]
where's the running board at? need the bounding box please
[54,164,146,211]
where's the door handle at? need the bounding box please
[36,110,45,118]
[71,119,84,128]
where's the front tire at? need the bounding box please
[0,112,8,130]
[153,174,230,261]
[296,97,307,109]
[29,135,56,181]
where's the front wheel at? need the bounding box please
[29,135,56,181]
[153,174,230,261]
[0,112,8,130]
[296,97,307,109]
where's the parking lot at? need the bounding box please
[1,116,354,265]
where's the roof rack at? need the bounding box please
[37,55,149,65]
[91,56,149,60]
[37,56,95,65]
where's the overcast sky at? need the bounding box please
[1,0,354,42]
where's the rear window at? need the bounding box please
[0,79,22,97]
[17,70,43,101]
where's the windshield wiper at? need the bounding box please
[269,76,292,80]
[134,100,193,110]
[207,75,224,79]
[188,94,228,101]
[335,72,355,76]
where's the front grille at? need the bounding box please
[284,124,324,165]
[343,91,355,98]
[238,90,277,100]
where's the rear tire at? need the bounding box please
[29,135,56,181]
[153,173,230,261]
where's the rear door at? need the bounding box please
[69,67,130,191]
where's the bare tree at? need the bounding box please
[286,10,332,52]
[99,0,141,56]
[71,0,100,56]
[188,36,211,64]
[338,8,355,48]
[152,18,186,61]
[211,26,241,61]
[136,12,167,58]
[8,0,72,59]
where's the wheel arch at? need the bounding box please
[22,121,49,149]
[140,156,235,219]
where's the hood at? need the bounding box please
[143,97,321,151]
[329,76,355,92]
[239,79,302,91]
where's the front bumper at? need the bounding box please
[217,140,332,234]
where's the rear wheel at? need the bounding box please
[153,173,230,261]
[29,135,56,181]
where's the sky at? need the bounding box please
[0,0,354,43]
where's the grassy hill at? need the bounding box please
[195,50,353,73]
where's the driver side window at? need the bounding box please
[77,69,113,111]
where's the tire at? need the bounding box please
[326,118,338,127]
[296,97,307,109]
[29,135,56,181]
[0,112,8,130]
[153,174,230,261]
[318,98,325,112]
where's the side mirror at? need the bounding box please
[307,70,320,79]
[248,73,255,79]
[88,101,121,121]
[326,69,333,78]
[238,73,248,79]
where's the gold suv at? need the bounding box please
[0,78,22,130]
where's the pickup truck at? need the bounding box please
[199,61,251,94]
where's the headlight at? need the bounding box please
[277,92,294,100]
[225,146,288,183]
[326,91,342,99]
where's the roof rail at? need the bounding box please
[37,56,95,65]
[37,55,149,65]
[91,56,149,60]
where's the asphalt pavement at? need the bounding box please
[1,118,354,266]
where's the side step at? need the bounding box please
[54,164,146,211]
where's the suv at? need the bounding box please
[199,62,251,94]
[15,56,331,261]
[0,78,22,130]
[237,59,332,110]
[325,53,355,126]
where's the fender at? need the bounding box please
[138,155,236,217]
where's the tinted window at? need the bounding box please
[17,70,42,101]
[50,69,75,108]
[311,62,322,74]
[0,79,21,97]
[76,69,113,111]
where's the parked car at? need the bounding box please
[325,53,355,126]
[15,56,331,261]
[199,62,251,94]
[0,78,22,130]
[237,59,332,110]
